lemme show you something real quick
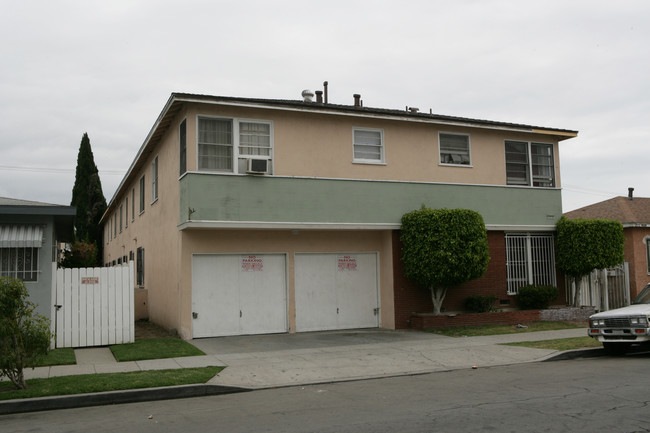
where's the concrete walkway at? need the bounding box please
[2,327,596,414]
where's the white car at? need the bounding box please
[588,283,650,354]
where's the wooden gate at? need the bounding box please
[565,262,630,311]
[52,262,135,348]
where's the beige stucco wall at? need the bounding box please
[104,108,186,332]
[184,104,562,187]
[177,229,395,339]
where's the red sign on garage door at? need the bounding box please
[337,255,358,271]
[241,255,264,271]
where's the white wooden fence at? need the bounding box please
[565,263,630,311]
[51,262,135,348]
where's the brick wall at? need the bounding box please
[410,307,594,330]
[393,231,510,329]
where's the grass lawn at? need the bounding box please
[110,337,205,362]
[35,348,76,367]
[0,366,223,401]
[504,336,602,351]
[428,321,586,337]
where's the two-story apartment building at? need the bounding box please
[102,90,577,339]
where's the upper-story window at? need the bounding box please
[353,128,384,163]
[439,133,470,165]
[151,155,158,203]
[179,119,187,176]
[139,175,145,213]
[505,140,555,187]
[198,117,273,174]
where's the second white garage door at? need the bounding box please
[192,254,287,338]
[295,253,379,332]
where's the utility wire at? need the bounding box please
[0,165,125,175]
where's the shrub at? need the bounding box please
[463,294,498,313]
[517,285,559,310]
[0,277,52,389]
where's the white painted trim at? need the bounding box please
[486,224,557,232]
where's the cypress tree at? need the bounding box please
[70,133,107,266]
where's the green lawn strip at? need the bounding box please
[503,336,602,351]
[428,321,585,337]
[110,338,205,362]
[35,348,76,367]
[0,366,223,401]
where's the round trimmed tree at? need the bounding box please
[400,207,490,315]
[556,216,625,306]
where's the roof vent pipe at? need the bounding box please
[628,187,634,200]
[323,81,328,104]
[301,89,315,102]
[353,94,361,107]
[315,90,323,103]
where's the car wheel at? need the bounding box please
[603,342,629,355]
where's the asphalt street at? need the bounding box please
[3,353,650,433]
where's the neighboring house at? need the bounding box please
[0,197,75,321]
[102,90,577,339]
[564,189,650,300]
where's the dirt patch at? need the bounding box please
[135,320,179,340]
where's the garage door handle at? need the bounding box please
[240,310,242,318]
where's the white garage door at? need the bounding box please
[192,254,287,338]
[295,253,379,332]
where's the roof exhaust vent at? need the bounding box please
[353,94,361,107]
[315,90,323,103]
[628,187,634,200]
[408,107,420,113]
[301,89,315,102]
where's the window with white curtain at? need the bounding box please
[353,128,384,163]
[506,233,556,294]
[505,140,555,187]
[198,118,234,172]
[239,122,271,157]
[439,133,470,165]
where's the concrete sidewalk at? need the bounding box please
[1,328,597,415]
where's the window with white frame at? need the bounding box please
[506,233,556,294]
[131,188,135,221]
[198,117,233,172]
[197,117,273,174]
[353,128,384,163]
[119,204,123,233]
[505,140,555,187]
[439,133,470,165]
[0,247,39,281]
[151,155,158,203]
[125,197,128,228]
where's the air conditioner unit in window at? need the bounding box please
[247,158,268,174]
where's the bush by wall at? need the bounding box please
[517,285,559,310]
[463,294,498,313]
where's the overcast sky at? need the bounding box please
[1,0,648,212]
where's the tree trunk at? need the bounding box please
[430,287,448,315]
[573,276,582,307]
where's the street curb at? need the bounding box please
[543,348,604,361]
[0,384,249,415]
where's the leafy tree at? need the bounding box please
[0,277,52,389]
[401,207,490,315]
[60,241,98,268]
[70,133,107,266]
[556,217,625,307]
